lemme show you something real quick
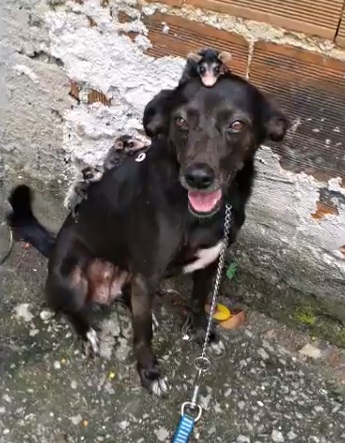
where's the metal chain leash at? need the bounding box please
[172,204,232,443]
[200,203,232,360]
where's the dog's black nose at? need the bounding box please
[184,163,215,190]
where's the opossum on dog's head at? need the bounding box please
[179,48,232,87]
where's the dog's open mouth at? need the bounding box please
[188,189,222,216]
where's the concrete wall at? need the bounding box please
[1,0,345,324]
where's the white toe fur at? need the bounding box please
[86,328,100,354]
[151,378,169,396]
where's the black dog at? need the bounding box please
[7,72,288,396]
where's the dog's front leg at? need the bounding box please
[131,275,168,397]
[189,263,219,345]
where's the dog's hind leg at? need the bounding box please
[130,275,168,397]
[46,262,100,357]
[64,310,100,357]
[117,284,160,333]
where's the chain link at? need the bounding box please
[175,203,233,437]
[200,203,232,359]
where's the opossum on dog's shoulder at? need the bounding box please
[64,135,148,217]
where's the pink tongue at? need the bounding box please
[188,189,222,213]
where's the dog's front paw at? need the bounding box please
[188,316,219,346]
[152,313,159,333]
[83,328,100,358]
[138,360,169,397]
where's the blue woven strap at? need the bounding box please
[172,414,195,443]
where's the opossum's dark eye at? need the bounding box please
[198,65,206,75]
[214,66,220,74]
[175,117,188,131]
[228,120,245,133]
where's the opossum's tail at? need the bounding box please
[6,185,56,258]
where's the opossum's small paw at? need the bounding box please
[64,191,83,213]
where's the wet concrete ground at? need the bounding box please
[1,185,345,443]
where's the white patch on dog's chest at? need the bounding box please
[183,241,223,274]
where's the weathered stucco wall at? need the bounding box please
[1,0,345,325]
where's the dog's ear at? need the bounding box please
[262,97,289,142]
[143,89,175,137]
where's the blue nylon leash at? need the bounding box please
[171,204,232,443]
[172,414,195,443]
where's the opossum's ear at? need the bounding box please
[261,96,289,142]
[114,140,124,150]
[187,52,203,63]
[143,89,175,137]
[218,51,232,63]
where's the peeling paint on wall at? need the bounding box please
[45,0,185,171]
[249,146,345,267]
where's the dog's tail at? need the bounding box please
[6,185,56,258]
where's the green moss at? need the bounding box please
[335,329,345,347]
[223,267,345,348]
[293,306,317,326]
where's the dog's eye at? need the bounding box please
[228,120,245,133]
[175,117,188,131]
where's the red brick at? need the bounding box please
[87,16,97,27]
[68,81,111,105]
[250,41,345,182]
[336,11,345,48]
[144,0,185,6]
[311,201,339,220]
[87,90,111,106]
[117,11,135,24]
[185,0,343,40]
[142,13,249,77]
[116,10,140,41]
[69,80,80,101]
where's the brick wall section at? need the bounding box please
[145,0,345,40]
[250,42,345,182]
[143,14,248,76]
[140,2,345,185]
[184,0,344,39]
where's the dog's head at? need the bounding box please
[143,75,288,216]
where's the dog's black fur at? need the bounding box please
[7,72,288,396]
